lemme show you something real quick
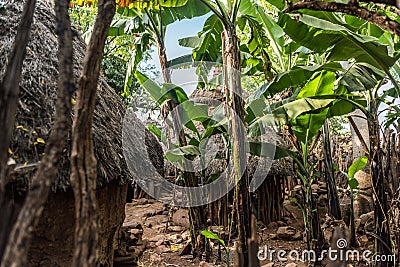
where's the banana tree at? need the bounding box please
[179,0,287,79]
[251,9,399,263]
[133,3,288,263]
[250,69,344,252]
[135,70,242,257]
[280,13,399,262]
[177,1,312,264]
[341,155,368,247]
[115,0,212,255]
[189,1,281,265]
[115,0,209,91]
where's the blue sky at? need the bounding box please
[147,13,210,70]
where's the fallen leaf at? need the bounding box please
[170,244,185,252]
[16,125,29,132]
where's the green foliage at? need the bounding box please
[135,74,229,178]
[239,0,285,73]
[278,13,399,94]
[201,230,225,247]
[278,13,396,67]
[348,178,359,190]
[297,71,336,98]
[179,14,224,62]
[148,123,163,139]
[202,229,230,266]
[165,145,201,163]
[329,117,350,136]
[248,97,333,137]
[114,0,210,96]
[257,62,343,97]
[69,5,98,33]
[69,6,153,101]
[134,71,190,104]
[348,155,368,180]
[101,54,129,95]
[70,6,162,118]
[339,62,386,92]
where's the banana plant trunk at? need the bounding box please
[368,110,392,266]
[322,121,342,220]
[222,28,252,267]
[157,40,206,257]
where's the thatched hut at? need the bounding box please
[159,87,294,226]
[0,1,163,266]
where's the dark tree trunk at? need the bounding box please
[368,111,392,266]
[349,192,356,247]
[222,29,251,267]
[0,0,37,258]
[0,5,37,253]
[69,1,116,266]
[248,215,261,267]
[310,188,324,261]
[156,40,206,256]
[0,0,36,187]
[322,121,342,220]
[0,1,76,266]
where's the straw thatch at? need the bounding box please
[0,2,165,266]
[188,87,294,225]
[0,0,163,194]
[189,87,293,176]
[163,87,292,177]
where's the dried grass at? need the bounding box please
[0,0,133,192]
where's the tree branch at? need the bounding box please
[284,1,400,36]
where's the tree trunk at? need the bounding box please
[248,215,260,267]
[0,1,76,266]
[322,121,342,220]
[349,191,356,247]
[222,29,251,267]
[0,0,36,187]
[0,0,37,257]
[368,111,392,266]
[156,40,206,256]
[310,187,324,261]
[69,1,116,266]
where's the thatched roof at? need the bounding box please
[0,0,163,193]
[164,88,293,179]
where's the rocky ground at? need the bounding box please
[115,189,376,267]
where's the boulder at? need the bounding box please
[276,226,302,241]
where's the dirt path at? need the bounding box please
[120,199,374,267]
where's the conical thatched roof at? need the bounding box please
[188,87,293,177]
[0,0,163,193]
